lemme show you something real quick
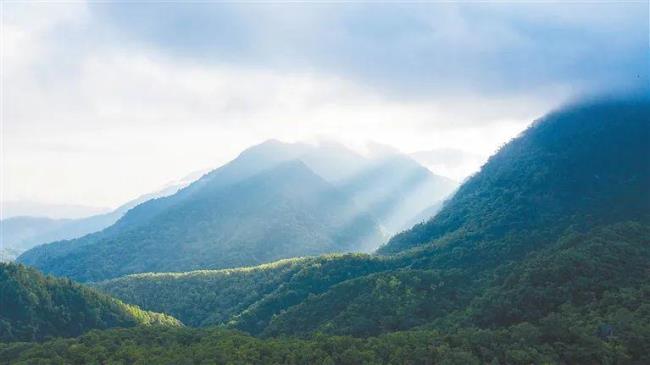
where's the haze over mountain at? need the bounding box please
[91,97,650,363]
[409,148,484,182]
[1,201,110,220]
[0,171,203,262]
[338,155,457,233]
[17,140,454,282]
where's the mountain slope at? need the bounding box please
[381,98,650,259]
[261,221,649,337]
[20,161,383,282]
[95,258,310,327]
[98,98,650,348]
[264,98,650,337]
[0,263,180,342]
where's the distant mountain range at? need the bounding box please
[17,141,456,281]
[0,171,203,262]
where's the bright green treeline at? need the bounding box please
[0,263,181,343]
[97,254,401,330]
[96,258,311,327]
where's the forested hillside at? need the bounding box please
[96,258,311,327]
[381,98,649,256]
[0,263,180,342]
[19,161,384,282]
[262,221,649,338]
[97,254,399,328]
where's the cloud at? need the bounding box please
[410,148,484,182]
[2,1,647,208]
[90,2,649,98]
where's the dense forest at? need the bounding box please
[0,263,180,343]
[2,98,649,364]
[3,286,649,365]
[98,254,400,330]
[97,258,314,327]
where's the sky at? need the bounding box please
[2,1,648,213]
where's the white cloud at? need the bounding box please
[2,2,589,208]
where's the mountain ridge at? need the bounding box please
[19,159,385,282]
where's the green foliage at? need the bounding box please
[96,258,310,327]
[229,253,400,335]
[465,222,650,328]
[98,253,399,332]
[263,268,474,337]
[256,221,649,342]
[0,263,180,342]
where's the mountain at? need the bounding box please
[93,97,650,363]
[17,140,455,282]
[19,161,384,282]
[186,139,368,191]
[95,254,397,328]
[258,98,650,337]
[185,140,457,235]
[0,174,198,262]
[96,258,314,327]
[0,262,180,342]
[1,217,71,262]
[380,97,649,257]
